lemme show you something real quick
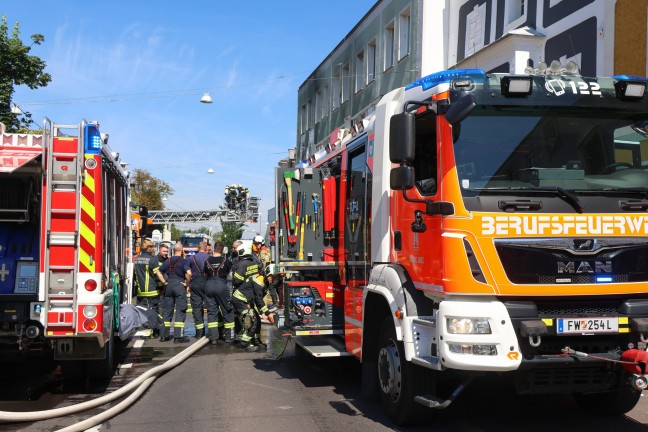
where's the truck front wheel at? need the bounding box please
[377,317,434,425]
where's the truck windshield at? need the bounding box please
[181,238,202,247]
[454,106,648,198]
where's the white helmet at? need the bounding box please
[265,263,277,277]
[253,235,264,245]
[236,240,253,257]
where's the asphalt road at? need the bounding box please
[0,324,647,432]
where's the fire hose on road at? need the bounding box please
[0,337,209,432]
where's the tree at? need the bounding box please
[130,168,173,210]
[218,221,245,250]
[0,17,52,132]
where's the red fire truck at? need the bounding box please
[275,64,648,424]
[0,118,131,378]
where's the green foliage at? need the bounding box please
[219,221,245,250]
[0,17,52,132]
[130,168,173,210]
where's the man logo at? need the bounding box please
[558,260,612,274]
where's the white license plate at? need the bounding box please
[556,317,618,335]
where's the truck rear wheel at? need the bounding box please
[377,317,434,425]
[573,386,641,416]
[87,336,115,380]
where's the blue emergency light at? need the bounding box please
[84,123,102,154]
[406,69,486,92]
[595,275,614,283]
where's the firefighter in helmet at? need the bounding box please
[231,242,276,351]
[252,234,271,270]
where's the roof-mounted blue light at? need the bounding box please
[84,123,102,154]
[406,69,486,91]
[612,75,648,82]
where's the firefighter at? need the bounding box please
[159,242,191,343]
[231,242,276,352]
[265,263,283,308]
[133,239,166,321]
[186,241,210,339]
[203,241,234,344]
[252,235,271,270]
[155,242,170,292]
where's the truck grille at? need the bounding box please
[495,238,648,284]
[514,366,614,394]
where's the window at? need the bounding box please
[332,71,341,109]
[385,21,395,70]
[342,63,350,102]
[413,112,438,196]
[300,103,307,133]
[398,7,410,60]
[367,40,376,84]
[315,90,322,122]
[507,0,525,23]
[306,99,312,129]
[355,50,365,93]
[321,84,330,118]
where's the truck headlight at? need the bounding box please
[447,317,491,334]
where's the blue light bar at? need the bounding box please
[612,75,648,82]
[595,275,613,283]
[84,124,102,154]
[406,69,486,91]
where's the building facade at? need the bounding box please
[296,0,648,162]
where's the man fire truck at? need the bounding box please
[180,232,210,256]
[0,119,131,379]
[275,62,648,424]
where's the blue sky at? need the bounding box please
[5,1,376,237]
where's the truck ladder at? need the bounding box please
[42,119,85,331]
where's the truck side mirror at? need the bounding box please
[390,165,415,190]
[445,94,477,125]
[389,112,416,164]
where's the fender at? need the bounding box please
[364,263,436,359]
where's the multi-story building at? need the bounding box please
[296,0,648,162]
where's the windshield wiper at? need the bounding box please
[469,186,584,213]
[578,187,648,198]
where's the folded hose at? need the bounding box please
[0,337,209,431]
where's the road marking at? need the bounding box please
[133,340,145,348]
[119,363,133,369]
[241,380,292,393]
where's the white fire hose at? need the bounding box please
[0,337,209,432]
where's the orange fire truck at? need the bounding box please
[275,64,648,424]
[0,119,131,378]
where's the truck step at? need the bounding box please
[415,376,475,410]
[414,394,448,409]
[293,335,352,357]
[412,355,442,370]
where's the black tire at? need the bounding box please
[377,317,435,426]
[87,336,115,380]
[574,386,642,416]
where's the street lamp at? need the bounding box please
[207,168,214,174]
[200,93,213,104]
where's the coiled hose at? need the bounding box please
[0,337,209,432]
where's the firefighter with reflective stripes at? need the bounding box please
[134,239,166,319]
[159,242,192,343]
[204,241,234,344]
[231,242,277,352]
[186,241,209,339]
